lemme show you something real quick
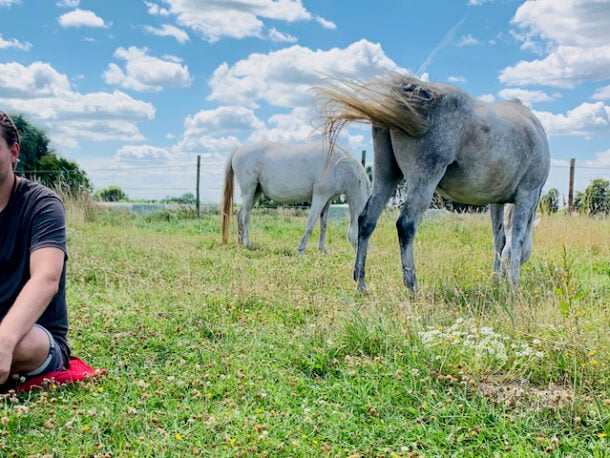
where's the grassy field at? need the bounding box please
[1,203,609,457]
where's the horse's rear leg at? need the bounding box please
[396,153,450,292]
[507,191,540,287]
[238,189,260,247]
[355,127,402,292]
[317,200,331,252]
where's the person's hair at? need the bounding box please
[0,111,21,147]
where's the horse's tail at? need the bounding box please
[221,150,236,244]
[314,72,439,147]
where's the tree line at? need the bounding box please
[11,114,610,216]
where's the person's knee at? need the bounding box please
[11,326,51,373]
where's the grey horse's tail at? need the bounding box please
[221,150,235,244]
[314,73,439,147]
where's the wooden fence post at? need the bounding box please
[361,150,366,168]
[196,154,201,219]
[568,158,575,213]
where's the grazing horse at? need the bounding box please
[221,141,371,254]
[316,73,550,291]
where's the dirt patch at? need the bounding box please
[478,376,575,410]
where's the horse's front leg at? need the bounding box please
[489,203,506,275]
[297,196,328,254]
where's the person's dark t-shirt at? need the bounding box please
[0,178,70,363]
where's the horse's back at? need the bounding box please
[232,141,329,204]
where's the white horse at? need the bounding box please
[221,141,371,254]
[316,73,550,291]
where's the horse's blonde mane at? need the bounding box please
[314,73,440,149]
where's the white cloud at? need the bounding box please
[499,45,610,88]
[0,34,31,51]
[585,148,610,167]
[592,85,610,101]
[315,16,336,30]
[58,8,107,28]
[498,88,561,106]
[447,76,467,83]
[534,101,610,136]
[0,62,71,98]
[512,0,610,49]
[0,0,21,6]
[114,145,172,163]
[456,34,479,47]
[502,0,610,88]
[267,28,297,43]
[143,24,189,43]
[247,106,319,144]
[467,0,493,5]
[144,1,170,16]
[174,106,265,154]
[478,94,496,103]
[104,46,192,92]
[149,0,330,42]
[208,39,399,108]
[0,61,154,148]
[57,0,79,7]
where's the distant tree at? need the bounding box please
[11,113,90,194]
[35,154,91,193]
[163,193,196,205]
[539,188,559,214]
[581,178,610,216]
[96,185,128,202]
[11,113,50,173]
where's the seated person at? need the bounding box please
[0,111,70,392]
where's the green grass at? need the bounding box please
[1,205,609,457]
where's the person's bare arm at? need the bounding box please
[0,247,64,384]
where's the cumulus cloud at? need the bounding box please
[104,46,192,92]
[534,101,610,137]
[0,0,21,6]
[114,145,173,163]
[498,88,561,106]
[146,0,331,42]
[0,34,31,51]
[173,107,265,154]
[0,62,71,98]
[143,24,189,43]
[58,8,107,28]
[0,61,154,148]
[208,39,399,108]
[500,46,610,88]
[592,85,610,101]
[501,0,610,88]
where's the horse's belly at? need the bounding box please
[437,166,516,204]
[260,178,314,204]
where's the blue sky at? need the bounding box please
[1,0,609,202]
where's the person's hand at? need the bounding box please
[0,346,13,385]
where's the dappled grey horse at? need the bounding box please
[221,141,370,254]
[316,73,550,291]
